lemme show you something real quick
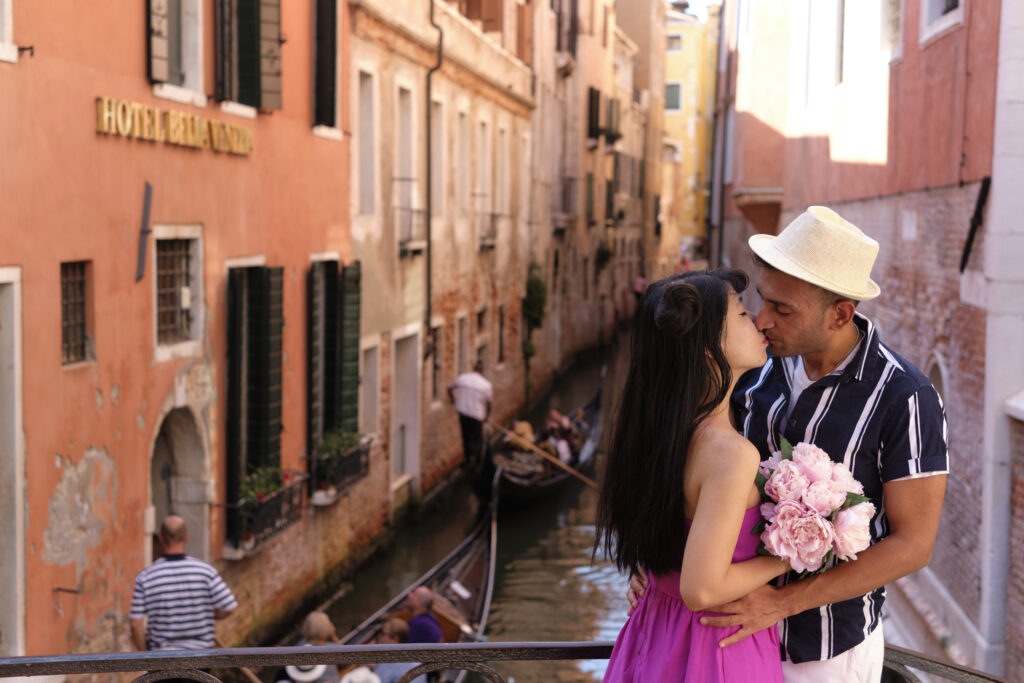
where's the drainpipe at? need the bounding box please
[425,0,443,356]
[714,10,732,267]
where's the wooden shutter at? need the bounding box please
[225,268,246,542]
[247,266,283,470]
[148,0,171,83]
[338,262,361,434]
[260,0,283,110]
[587,87,601,139]
[481,0,503,33]
[516,3,533,66]
[314,0,337,126]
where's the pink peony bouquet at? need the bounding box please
[754,438,876,575]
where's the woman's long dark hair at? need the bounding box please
[595,268,749,575]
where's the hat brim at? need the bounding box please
[285,664,328,682]
[749,234,880,301]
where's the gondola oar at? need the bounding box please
[487,420,598,490]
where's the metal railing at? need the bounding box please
[394,206,427,245]
[0,641,1004,683]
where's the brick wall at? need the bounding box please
[724,183,987,629]
[1007,417,1024,681]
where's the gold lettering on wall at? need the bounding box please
[94,96,253,156]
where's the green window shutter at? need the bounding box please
[306,266,324,457]
[237,0,262,107]
[225,268,246,542]
[587,87,601,139]
[148,0,171,83]
[586,173,594,221]
[247,266,283,471]
[260,0,283,110]
[314,0,337,126]
[338,262,361,434]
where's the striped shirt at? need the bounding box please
[130,554,237,650]
[732,313,948,663]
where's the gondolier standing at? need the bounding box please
[448,360,493,474]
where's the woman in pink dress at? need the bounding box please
[596,269,789,682]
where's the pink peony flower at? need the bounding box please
[764,459,809,502]
[802,479,848,517]
[792,442,834,483]
[760,501,778,524]
[830,461,864,495]
[759,451,783,479]
[761,500,835,573]
[833,502,876,560]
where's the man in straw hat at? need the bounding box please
[630,207,948,682]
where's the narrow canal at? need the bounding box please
[313,336,632,682]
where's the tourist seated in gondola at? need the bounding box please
[372,618,426,683]
[277,611,341,683]
[404,587,443,643]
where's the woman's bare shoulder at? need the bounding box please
[692,423,760,468]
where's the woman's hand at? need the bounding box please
[626,571,649,616]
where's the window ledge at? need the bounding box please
[919,7,964,49]
[153,83,208,108]
[155,339,203,363]
[0,43,17,64]
[312,125,343,141]
[220,101,257,119]
[62,359,97,371]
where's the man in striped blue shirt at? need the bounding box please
[130,516,238,651]
[702,207,949,681]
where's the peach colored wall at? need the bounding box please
[720,0,998,220]
[1,0,351,655]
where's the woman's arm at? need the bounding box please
[679,438,788,612]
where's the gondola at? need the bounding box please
[488,390,602,505]
[336,470,500,682]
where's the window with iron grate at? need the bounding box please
[61,261,90,364]
[156,239,194,345]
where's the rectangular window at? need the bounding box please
[458,112,469,212]
[477,307,488,334]
[497,128,507,214]
[361,346,379,433]
[665,83,681,111]
[1,0,15,63]
[587,87,602,139]
[667,34,682,52]
[431,326,443,401]
[478,121,490,213]
[155,239,195,345]
[359,72,376,214]
[314,0,338,127]
[225,265,284,546]
[458,316,468,374]
[61,261,90,364]
[306,260,339,454]
[585,172,595,221]
[397,87,414,211]
[431,101,444,215]
[215,0,282,109]
[497,305,505,363]
[476,342,488,374]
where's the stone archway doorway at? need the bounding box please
[150,408,209,561]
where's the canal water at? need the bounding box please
[314,337,632,682]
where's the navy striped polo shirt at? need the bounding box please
[731,313,948,663]
[130,554,238,650]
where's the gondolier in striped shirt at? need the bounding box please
[130,515,238,651]
[629,207,948,682]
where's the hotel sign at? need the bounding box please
[95,96,254,156]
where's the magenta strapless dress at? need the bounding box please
[603,506,783,682]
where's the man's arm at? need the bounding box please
[213,607,235,620]
[130,618,147,651]
[701,473,946,646]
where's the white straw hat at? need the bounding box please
[748,206,881,301]
[338,666,381,683]
[285,662,328,682]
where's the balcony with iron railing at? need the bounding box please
[552,177,578,233]
[478,211,499,250]
[395,206,427,256]
[0,640,1004,683]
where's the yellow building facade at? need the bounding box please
[657,4,718,275]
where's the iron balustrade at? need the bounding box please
[0,641,1004,683]
[225,471,309,555]
[394,206,427,246]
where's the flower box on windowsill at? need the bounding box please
[225,470,309,559]
[311,436,372,506]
